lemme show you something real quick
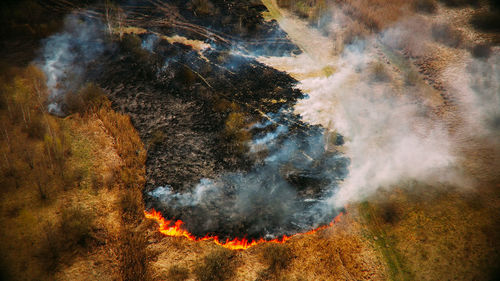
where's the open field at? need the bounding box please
[1,0,499,280]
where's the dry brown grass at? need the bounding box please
[37,206,96,273]
[342,20,370,45]
[364,182,500,281]
[146,209,386,281]
[194,248,237,281]
[413,0,438,13]
[337,0,412,31]
[120,226,150,281]
[166,264,190,281]
[0,63,148,281]
[97,100,146,175]
[277,0,328,23]
[369,62,391,82]
[261,244,293,273]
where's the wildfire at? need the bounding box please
[144,208,343,250]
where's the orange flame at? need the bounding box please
[144,208,343,250]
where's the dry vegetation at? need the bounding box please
[266,1,500,281]
[277,0,328,24]
[213,98,253,154]
[145,210,387,281]
[1,0,499,280]
[360,181,500,281]
[256,244,293,280]
[0,64,148,280]
[194,248,237,281]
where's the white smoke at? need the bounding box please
[149,113,348,238]
[445,52,500,137]
[256,8,476,208]
[293,45,457,207]
[141,33,159,53]
[38,13,106,116]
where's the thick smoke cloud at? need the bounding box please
[149,112,348,239]
[257,9,472,208]
[293,48,458,207]
[37,13,107,116]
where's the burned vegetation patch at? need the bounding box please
[96,32,304,193]
[83,0,348,241]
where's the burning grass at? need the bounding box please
[144,208,343,250]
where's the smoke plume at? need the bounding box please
[256,8,475,209]
[37,13,107,116]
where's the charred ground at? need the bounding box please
[79,0,348,239]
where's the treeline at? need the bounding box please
[0,62,149,280]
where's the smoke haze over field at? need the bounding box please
[257,4,498,208]
[35,1,500,240]
[292,47,457,207]
[446,53,500,137]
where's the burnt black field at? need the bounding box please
[51,1,350,240]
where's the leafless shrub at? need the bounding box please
[413,0,437,13]
[377,202,401,224]
[194,248,236,281]
[369,62,391,82]
[64,83,107,115]
[121,33,143,53]
[148,130,166,148]
[470,44,492,59]
[24,114,46,140]
[188,0,215,16]
[175,65,197,85]
[261,244,292,272]
[60,206,94,248]
[120,188,144,222]
[38,222,63,272]
[431,23,463,48]
[405,69,420,86]
[167,265,190,281]
[38,206,94,272]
